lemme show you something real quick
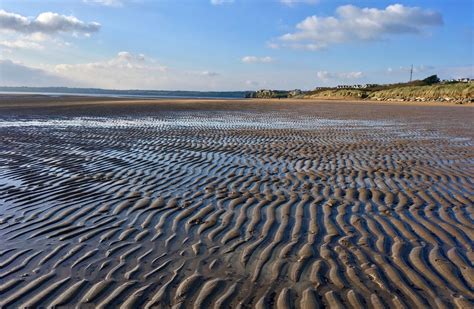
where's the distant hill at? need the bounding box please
[0,86,250,99]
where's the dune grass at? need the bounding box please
[306,82,473,102]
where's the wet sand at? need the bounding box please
[0,96,473,308]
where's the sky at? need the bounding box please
[0,0,473,91]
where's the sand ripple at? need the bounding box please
[0,101,473,308]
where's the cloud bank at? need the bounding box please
[52,52,168,88]
[0,59,72,87]
[0,52,228,90]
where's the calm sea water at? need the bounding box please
[0,90,246,100]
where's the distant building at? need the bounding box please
[364,84,379,88]
[336,84,376,89]
[288,89,303,97]
[441,78,472,83]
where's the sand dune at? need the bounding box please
[0,98,473,308]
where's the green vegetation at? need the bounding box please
[246,75,473,103]
[245,89,303,99]
[305,89,368,100]
[367,82,474,102]
[422,75,441,85]
[305,76,473,103]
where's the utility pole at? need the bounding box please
[409,64,413,82]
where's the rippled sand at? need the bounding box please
[0,97,473,308]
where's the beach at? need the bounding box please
[0,96,473,308]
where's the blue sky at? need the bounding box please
[0,0,472,90]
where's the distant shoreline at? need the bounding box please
[247,78,474,104]
[2,81,473,104]
[0,93,471,108]
[0,87,249,100]
[0,91,245,100]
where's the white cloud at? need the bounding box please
[0,31,72,53]
[316,70,364,81]
[210,0,234,5]
[200,71,220,77]
[83,0,123,7]
[280,0,318,7]
[276,4,442,50]
[0,39,44,50]
[241,56,274,63]
[0,10,100,35]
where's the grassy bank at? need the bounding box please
[305,82,474,103]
